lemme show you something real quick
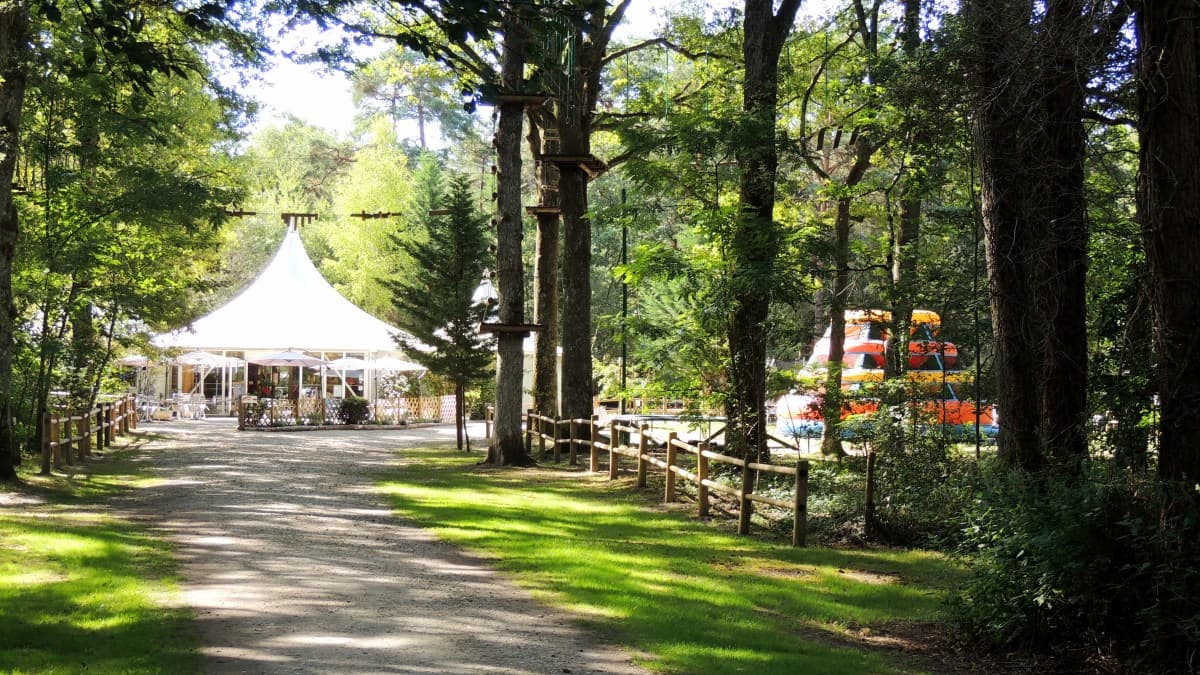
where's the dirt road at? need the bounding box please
[120,419,644,674]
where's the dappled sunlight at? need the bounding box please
[380,447,961,675]
[100,419,643,674]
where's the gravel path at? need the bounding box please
[120,418,645,675]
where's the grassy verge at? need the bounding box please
[0,442,199,674]
[379,447,965,674]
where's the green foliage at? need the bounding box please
[953,465,1200,672]
[320,120,417,317]
[337,396,371,425]
[386,172,493,391]
[351,45,473,144]
[11,17,246,453]
[872,433,981,548]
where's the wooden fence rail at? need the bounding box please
[510,409,810,547]
[41,394,138,475]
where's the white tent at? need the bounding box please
[154,227,408,352]
[151,227,417,406]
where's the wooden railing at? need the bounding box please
[518,410,810,547]
[41,394,138,474]
[239,395,447,429]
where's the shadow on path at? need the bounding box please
[121,419,643,674]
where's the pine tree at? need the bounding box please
[387,174,494,450]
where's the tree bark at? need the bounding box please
[1135,0,1200,482]
[965,0,1092,473]
[0,1,30,480]
[558,159,591,420]
[729,0,802,466]
[490,9,533,466]
[527,116,560,416]
[884,0,923,386]
[555,2,627,423]
[819,141,872,457]
[820,196,851,458]
[455,379,464,450]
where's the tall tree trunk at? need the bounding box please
[1136,0,1200,482]
[527,116,561,416]
[1035,0,1089,470]
[820,141,872,457]
[490,9,533,466]
[456,379,464,450]
[820,197,851,457]
[532,210,560,414]
[558,157,591,420]
[0,1,29,480]
[555,1,629,422]
[966,0,1092,474]
[884,0,923,385]
[729,0,802,467]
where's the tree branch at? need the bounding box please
[602,37,719,66]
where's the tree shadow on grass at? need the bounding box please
[381,450,967,675]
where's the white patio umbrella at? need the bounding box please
[249,350,329,368]
[173,351,245,398]
[175,350,230,366]
[327,356,369,370]
[118,354,150,367]
[373,356,427,373]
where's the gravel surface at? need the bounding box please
[119,418,646,675]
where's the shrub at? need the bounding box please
[337,397,371,425]
[953,463,1200,672]
[871,426,981,547]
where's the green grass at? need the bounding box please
[0,443,199,674]
[379,448,964,674]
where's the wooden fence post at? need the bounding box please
[569,418,579,466]
[865,450,877,539]
[127,395,137,430]
[697,442,710,518]
[40,412,52,475]
[664,432,677,502]
[60,417,72,467]
[738,460,754,536]
[525,409,534,455]
[96,406,106,449]
[589,415,599,473]
[106,404,116,446]
[793,459,809,547]
[80,414,91,459]
[636,423,649,488]
[608,420,619,480]
[552,417,561,464]
[537,415,546,458]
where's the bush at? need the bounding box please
[953,464,1200,672]
[804,455,869,542]
[337,397,371,425]
[871,426,981,547]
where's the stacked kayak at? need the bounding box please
[777,309,999,440]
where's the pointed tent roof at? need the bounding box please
[154,228,407,352]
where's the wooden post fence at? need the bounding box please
[865,450,877,539]
[636,423,649,488]
[589,415,600,473]
[40,396,140,474]
[794,459,809,547]
[664,431,678,502]
[608,419,619,480]
[522,406,812,548]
